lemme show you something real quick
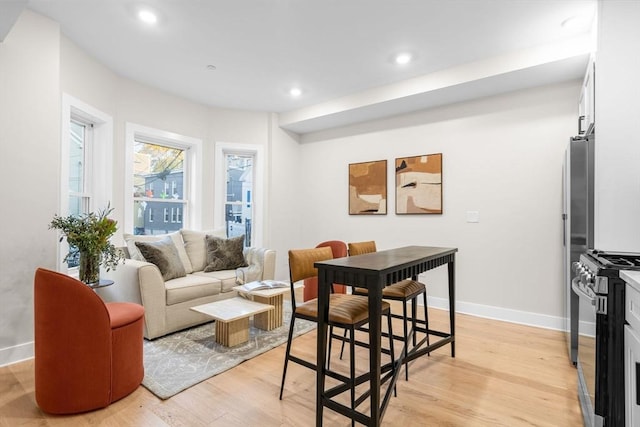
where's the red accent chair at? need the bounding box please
[303,240,347,301]
[34,268,145,414]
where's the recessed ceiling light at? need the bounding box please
[289,88,302,97]
[394,53,412,65]
[138,9,158,24]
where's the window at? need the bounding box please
[214,142,265,248]
[224,154,253,246]
[125,123,202,235]
[68,119,91,218]
[60,95,113,273]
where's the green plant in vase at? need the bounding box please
[49,204,124,284]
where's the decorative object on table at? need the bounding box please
[49,204,123,284]
[349,160,387,215]
[141,301,315,399]
[395,153,443,214]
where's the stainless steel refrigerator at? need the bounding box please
[562,131,595,365]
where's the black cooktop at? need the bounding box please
[588,249,640,269]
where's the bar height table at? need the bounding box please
[314,246,457,426]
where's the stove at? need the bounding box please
[588,250,640,270]
[572,249,640,427]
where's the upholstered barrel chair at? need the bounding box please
[34,268,145,414]
[302,240,347,301]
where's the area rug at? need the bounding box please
[142,302,315,399]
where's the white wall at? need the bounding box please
[0,10,61,366]
[594,0,640,251]
[0,10,272,366]
[60,35,271,243]
[292,81,580,326]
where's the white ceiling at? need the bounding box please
[9,0,597,133]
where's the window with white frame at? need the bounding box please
[125,123,202,235]
[214,142,264,248]
[60,95,113,274]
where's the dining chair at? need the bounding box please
[302,240,348,301]
[280,246,395,423]
[347,241,430,380]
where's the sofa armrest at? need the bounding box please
[97,258,167,338]
[237,248,276,283]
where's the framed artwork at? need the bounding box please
[349,160,387,215]
[395,153,442,214]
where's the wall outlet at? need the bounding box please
[466,211,480,223]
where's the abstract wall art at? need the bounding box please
[395,153,442,214]
[349,160,387,215]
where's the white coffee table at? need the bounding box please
[190,297,274,347]
[233,283,303,331]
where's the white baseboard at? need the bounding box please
[427,296,568,332]
[0,341,34,367]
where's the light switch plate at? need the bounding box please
[466,211,480,223]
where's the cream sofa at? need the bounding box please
[96,229,276,339]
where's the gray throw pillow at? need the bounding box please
[135,236,187,281]
[203,235,248,272]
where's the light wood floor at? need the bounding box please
[0,306,583,426]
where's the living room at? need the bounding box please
[1,1,639,425]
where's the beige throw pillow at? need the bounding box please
[123,231,193,274]
[203,235,248,272]
[181,228,226,272]
[135,237,187,281]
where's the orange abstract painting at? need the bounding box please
[349,160,387,215]
[395,153,442,214]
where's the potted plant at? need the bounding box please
[49,204,124,284]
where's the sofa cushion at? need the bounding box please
[203,235,247,272]
[135,237,187,281]
[192,270,238,293]
[165,275,223,306]
[181,228,226,272]
[124,231,193,274]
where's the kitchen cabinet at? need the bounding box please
[622,270,640,427]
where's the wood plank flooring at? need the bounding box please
[0,306,583,426]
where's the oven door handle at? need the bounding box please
[571,278,596,306]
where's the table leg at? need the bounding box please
[253,294,283,330]
[448,256,456,357]
[368,276,382,426]
[215,317,249,347]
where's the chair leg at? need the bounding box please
[327,325,334,368]
[402,300,410,381]
[339,328,348,360]
[279,315,298,400]
[423,290,430,352]
[386,311,397,398]
[349,326,356,427]
[411,297,418,347]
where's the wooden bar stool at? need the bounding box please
[347,241,430,380]
[280,247,395,425]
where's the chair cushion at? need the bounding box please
[165,275,223,305]
[192,269,238,292]
[106,302,145,329]
[296,294,390,325]
[354,280,425,299]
